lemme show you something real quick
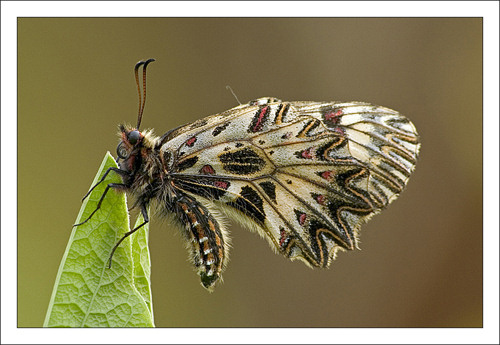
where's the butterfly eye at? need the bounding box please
[116,142,128,159]
[128,130,141,145]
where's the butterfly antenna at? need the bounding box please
[135,58,155,129]
[134,61,145,129]
[226,85,241,105]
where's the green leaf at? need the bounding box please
[44,152,154,327]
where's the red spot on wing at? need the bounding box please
[214,181,229,190]
[324,109,343,124]
[321,170,334,180]
[252,106,269,132]
[301,147,314,159]
[316,194,326,205]
[200,165,216,175]
[279,228,287,246]
[186,136,197,147]
[298,213,307,226]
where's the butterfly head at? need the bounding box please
[116,124,143,159]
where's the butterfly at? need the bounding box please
[76,59,420,291]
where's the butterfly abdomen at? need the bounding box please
[173,194,227,290]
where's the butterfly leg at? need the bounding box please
[74,167,130,227]
[173,194,227,291]
[80,167,129,201]
[73,182,128,227]
[107,202,150,268]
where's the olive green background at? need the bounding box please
[18,18,482,327]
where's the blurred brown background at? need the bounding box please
[18,18,482,327]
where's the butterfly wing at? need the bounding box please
[164,98,419,268]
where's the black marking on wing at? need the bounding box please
[212,122,230,136]
[219,147,266,175]
[228,185,266,224]
[174,178,230,200]
[259,181,277,204]
[176,156,199,172]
